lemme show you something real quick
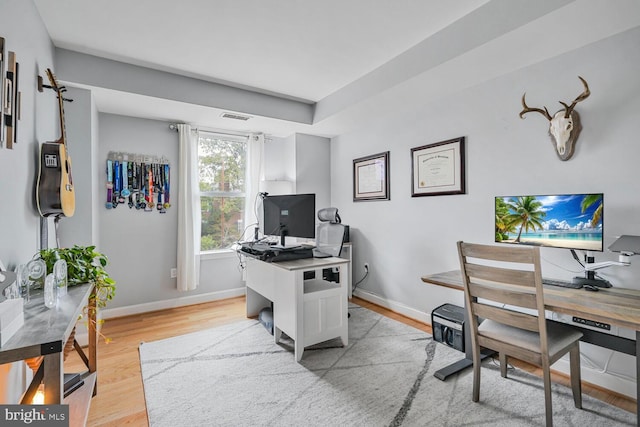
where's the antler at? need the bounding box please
[519,93,552,121]
[559,76,590,118]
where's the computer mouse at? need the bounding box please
[583,284,599,292]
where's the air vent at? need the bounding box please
[220,112,251,121]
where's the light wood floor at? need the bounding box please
[64,296,635,426]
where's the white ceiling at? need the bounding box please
[33,0,640,137]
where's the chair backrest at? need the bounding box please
[456,241,549,354]
[315,222,345,257]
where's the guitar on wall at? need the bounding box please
[36,68,75,218]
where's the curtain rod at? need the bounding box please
[168,123,258,139]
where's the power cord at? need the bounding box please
[352,264,369,294]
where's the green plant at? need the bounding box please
[38,245,116,310]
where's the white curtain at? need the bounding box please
[177,124,201,291]
[245,133,264,238]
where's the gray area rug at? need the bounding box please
[139,304,635,426]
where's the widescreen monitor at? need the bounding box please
[263,193,316,247]
[495,193,603,252]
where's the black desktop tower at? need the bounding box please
[431,303,465,353]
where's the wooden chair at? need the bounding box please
[457,241,583,426]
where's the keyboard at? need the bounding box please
[239,242,313,262]
[268,248,313,262]
[542,278,583,289]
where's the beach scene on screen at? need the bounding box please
[495,194,603,251]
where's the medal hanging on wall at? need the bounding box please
[127,161,134,208]
[120,159,130,203]
[105,159,114,209]
[163,163,171,210]
[113,160,121,208]
[145,163,153,212]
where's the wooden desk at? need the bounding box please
[245,256,349,362]
[0,283,97,425]
[422,270,640,424]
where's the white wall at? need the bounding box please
[97,114,245,314]
[295,133,331,211]
[0,0,57,404]
[58,87,97,247]
[332,27,640,396]
[0,0,56,264]
[263,136,294,182]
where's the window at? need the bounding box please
[198,132,247,251]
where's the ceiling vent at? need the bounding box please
[220,112,251,121]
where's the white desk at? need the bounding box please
[423,270,640,425]
[245,256,349,362]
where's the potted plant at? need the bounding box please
[38,245,116,310]
[37,245,116,346]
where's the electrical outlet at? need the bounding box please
[170,268,177,278]
[364,263,369,272]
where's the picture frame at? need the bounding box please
[353,151,390,202]
[0,37,5,145]
[411,136,465,197]
[3,51,16,149]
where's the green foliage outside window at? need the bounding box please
[199,135,247,251]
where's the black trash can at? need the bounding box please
[431,303,465,352]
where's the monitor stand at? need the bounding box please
[572,275,612,288]
[271,230,301,251]
[573,254,612,288]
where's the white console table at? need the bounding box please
[0,283,97,425]
[245,256,349,362]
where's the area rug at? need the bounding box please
[139,304,635,426]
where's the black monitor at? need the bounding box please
[263,193,316,247]
[495,193,603,252]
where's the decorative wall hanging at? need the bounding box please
[105,151,171,213]
[519,76,590,161]
[411,137,465,197]
[0,34,21,150]
[2,50,19,149]
[0,37,5,145]
[353,151,390,202]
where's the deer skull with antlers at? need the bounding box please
[519,76,590,161]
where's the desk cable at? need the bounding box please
[542,251,612,283]
[352,264,369,294]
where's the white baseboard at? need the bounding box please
[101,287,246,319]
[553,357,635,399]
[74,287,246,346]
[353,288,431,325]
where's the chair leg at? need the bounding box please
[472,346,481,402]
[569,344,583,409]
[542,366,553,427]
[499,353,507,378]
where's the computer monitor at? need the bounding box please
[263,193,316,247]
[495,193,603,252]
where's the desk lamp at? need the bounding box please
[573,235,640,287]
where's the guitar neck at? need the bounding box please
[57,90,67,145]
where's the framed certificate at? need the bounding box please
[353,151,390,201]
[411,137,465,197]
